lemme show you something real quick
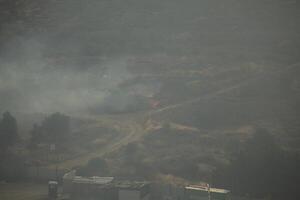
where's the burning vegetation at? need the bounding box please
[0,0,300,200]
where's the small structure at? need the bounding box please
[62,170,150,200]
[185,185,230,200]
[48,181,58,199]
[61,171,229,200]
[114,181,151,200]
[71,176,115,200]
[62,170,76,194]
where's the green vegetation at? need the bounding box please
[0,112,26,181]
[0,112,18,152]
[29,112,70,149]
[0,0,299,199]
[213,129,300,199]
[77,157,109,177]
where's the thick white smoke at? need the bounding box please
[0,39,134,114]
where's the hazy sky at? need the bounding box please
[0,0,299,115]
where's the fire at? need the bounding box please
[149,99,160,109]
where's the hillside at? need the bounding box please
[0,0,300,199]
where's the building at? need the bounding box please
[62,171,229,200]
[71,176,116,200]
[62,170,150,200]
[114,181,151,200]
[185,185,230,200]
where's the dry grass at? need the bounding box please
[0,182,47,200]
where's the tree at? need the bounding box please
[29,112,70,146]
[0,111,18,150]
[28,123,43,150]
[77,157,109,176]
[41,112,70,143]
[213,128,300,200]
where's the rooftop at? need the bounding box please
[185,185,230,194]
[71,176,149,190]
[48,181,58,185]
[72,176,114,185]
[112,181,150,190]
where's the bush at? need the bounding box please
[29,112,70,146]
[213,128,300,200]
[0,111,18,151]
[0,153,27,181]
[77,157,109,177]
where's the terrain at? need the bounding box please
[0,182,47,200]
[0,0,300,199]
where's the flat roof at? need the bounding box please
[72,176,114,185]
[185,185,230,194]
[72,177,149,190]
[112,181,150,190]
[48,181,58,185]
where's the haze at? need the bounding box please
[0,0,299,200]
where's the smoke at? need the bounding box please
[0,38,135,115]
[0,0,298,116]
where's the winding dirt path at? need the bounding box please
[53,115,146,170]
[52,62,300,170]
[149,63,300,116]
